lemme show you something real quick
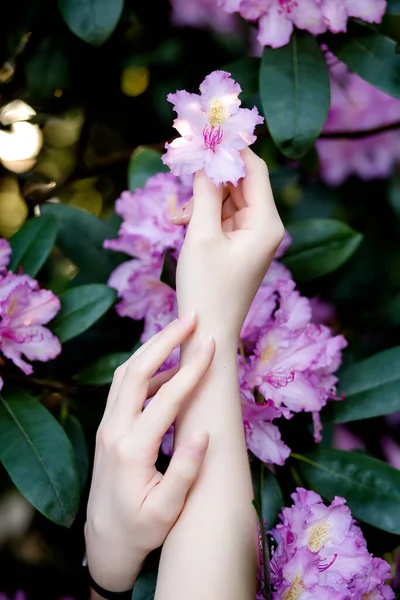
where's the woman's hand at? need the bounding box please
[85,313,215,593]
[172,148,284,343]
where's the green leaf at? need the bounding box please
[9,215,58,277]
[387,0,400,14]
[253,463,283,529]
[25,38,69,99]
[131,570,157,600]
[259,31,330,160]
[64,415,89,488]
[326,22,400,99]
[224,57,260,100]
[41,204,123,283]
[331,347,400,423]
[52,284,116,343]
[282,219,362,282]
[74,351,132,385]
[58,0,124,45]
[294,449,400,535]
[128,147,169,192]
[0,391,80,526]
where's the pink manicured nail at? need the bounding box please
[179,312,196,326]
[187,430,209,456]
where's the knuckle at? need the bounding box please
[112,364,125,383]
[113,438,131,463]
[96,426,112,449]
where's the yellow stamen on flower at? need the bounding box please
[207,99,228,127]
[283,576,303,600]
[261,343,275,363]
[7,295,18,318]
[308,522,329,552]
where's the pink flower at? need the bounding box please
[219,0,387,48]
[0,271,61,379]
[317,60,400,185]
[162,70,263,186]
[0,239,11,269]
[266,488,395,600]
[108,258,178,346]
[169,0,239,32]
[104,173,190,260]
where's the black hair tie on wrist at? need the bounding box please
[83,560,133,600]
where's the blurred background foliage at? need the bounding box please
[0,1,400,598]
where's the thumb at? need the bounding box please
[190,171,223,235]
[148,431,209,519]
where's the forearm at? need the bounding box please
[155,331,258,600]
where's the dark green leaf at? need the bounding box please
[259,31,330,160]
[131,570,157,600]
[331,347,400,423]
[282,219,362,282]
[52,284,116,343]
[74,351,132,385]
[41,204,123,283]
[224,57,260,100]
[326,22,400,99]
[64,415,89,488]
[58,0,124,45]
[294,449,400,535]
[0,391,80,526]
[25,39,69,99]
[128,147,169,192]
[253,464,283,529]
[9,215,58,277]
[387,0,400,15]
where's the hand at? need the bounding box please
[172,148,284,343]
[85,314,215,592]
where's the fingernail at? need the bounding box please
[187,430,209,456]
[179,312,196,326]
[201,334,214,349]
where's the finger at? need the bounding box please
[101,325,175,422]
[241,148,277,224]
[189,171,224,235]
[172,185,230,227]
[147,365,179,399]
[138,336,215,449]
[171,198,193,225]
[145,431,209,521]
[108,314,198,427]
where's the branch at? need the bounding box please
[319,120,400,139]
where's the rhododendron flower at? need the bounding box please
[317,60,400,185]
[108,257,178,347]
[162,70,263,186]
[217,0,387,48]
[0,239,11,269]
[169,0,239,32]
[0,265,61,390]
[104,173,191,260]
[261,488,395,600]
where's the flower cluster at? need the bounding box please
[106,171,346,466]
[317,59,400,186]
[260,488,394,599]
[0,239,61,391]
[162,70,263,186]
[104,172,191,350]
[170,0,387,49]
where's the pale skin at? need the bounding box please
[85,148,284,599]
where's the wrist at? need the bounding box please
[85,525,145,592]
